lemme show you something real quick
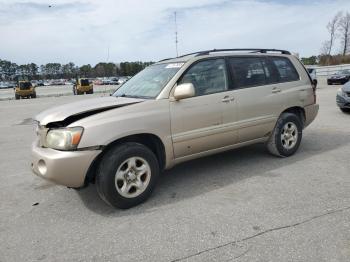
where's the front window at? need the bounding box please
[113,63,183,98]
[179,59,228,96]
[339,70,350,75]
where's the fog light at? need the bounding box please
[38,160,47,175]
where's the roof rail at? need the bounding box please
[194,48,291,56]
[157,48,291,62]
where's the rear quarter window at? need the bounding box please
[271,57,299,82]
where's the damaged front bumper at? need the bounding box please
[31,140,101,188]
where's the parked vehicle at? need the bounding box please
[101,78,112,85]
[31,49,319,209]
[117,77,129,85]
[307,68,317,87]
[336,82,350,113]
[0,82,10,89]
[110,77,119,85]
[15,81,36,99]
[327,69,350,85]
[73,78,93,95]
[31,80,45,87]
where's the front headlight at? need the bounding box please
[45,127,83,150]
[337,88,345,97]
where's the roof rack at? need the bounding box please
[195,48,291,56]
[157,48,291,62]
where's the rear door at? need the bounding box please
[227,56,284,143]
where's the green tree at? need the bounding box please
[79,64,92,77]
[301,56,317,65]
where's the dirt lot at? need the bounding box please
[0,83,349,261]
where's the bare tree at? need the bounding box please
[322,12,342,56]
[339,12,350,56]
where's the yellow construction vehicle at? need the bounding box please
[73,78,93,95]
[15,81,36,99]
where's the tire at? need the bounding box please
[267,113,303,157]
[31,93,36,98]
[340,108,350,113]
[96,142,159,209]
[15,94,20,100]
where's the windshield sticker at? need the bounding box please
[166,63,184,69]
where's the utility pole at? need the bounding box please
[107,45,110,62]
[174,12,179,57]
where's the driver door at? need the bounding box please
[170,58,238,158]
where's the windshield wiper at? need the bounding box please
[116,94,151,99]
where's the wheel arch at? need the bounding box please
[280,106,306,127]
[84,133,166,186]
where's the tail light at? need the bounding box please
[312,84,317,104]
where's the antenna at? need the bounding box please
[174,12,178,57]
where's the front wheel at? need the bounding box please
[96,142,159,209]
[267,113,303,157]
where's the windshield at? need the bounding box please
[113,63,184,98]
[339,70,350,75]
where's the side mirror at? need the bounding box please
[173,83,195,100]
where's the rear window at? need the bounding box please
[271,57,299,82]
[80,79,90,86]
[19,82,32,89]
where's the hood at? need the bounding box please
[35,96,144,126]
[343,82,350,92]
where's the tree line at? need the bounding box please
[0,60,154,81]
[302,11,350,66]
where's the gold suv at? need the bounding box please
[31,49,319,209]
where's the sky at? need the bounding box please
[0,0,350,65]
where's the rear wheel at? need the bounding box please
[31,93,36,98]
[267,113,303,157]
[15,94,20,100]
[96,142,159,209]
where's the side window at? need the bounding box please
[179,59,228,96]
[261,59,279,84]
[271,57,299,82]
[229,57,266,88]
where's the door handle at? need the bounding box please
[272,88,282,93]
[222,96,234,103]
